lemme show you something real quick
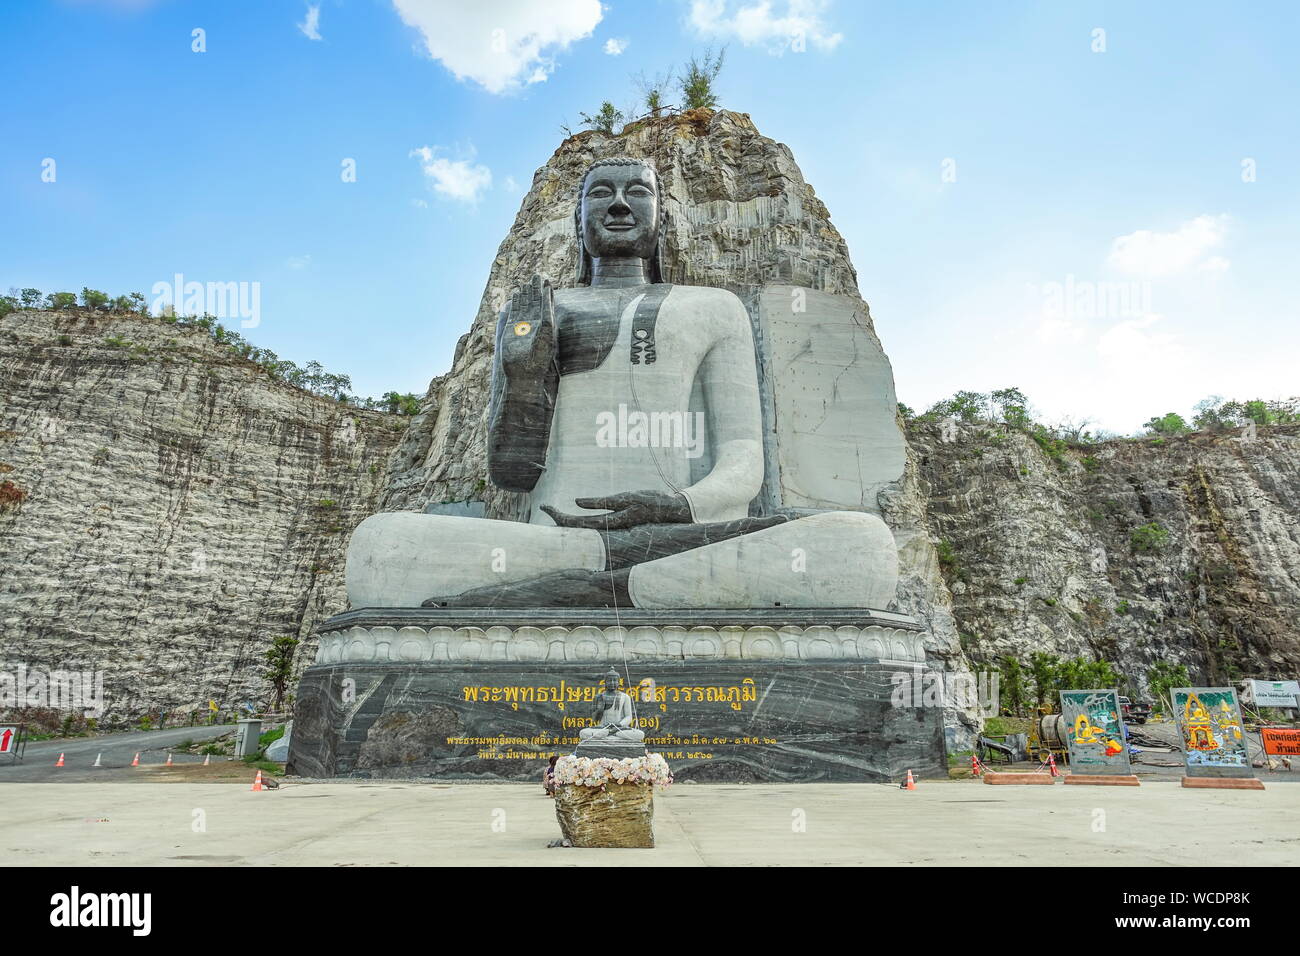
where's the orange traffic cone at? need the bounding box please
[165,753,173,766]
[1048,753,1059,778]
[55,752,65,767]
[251,770,264,792]
[131,752,140,766]
[93,753,102,767]
[971,754,982,777]
[202,754,210,766]
[904,769,917,790]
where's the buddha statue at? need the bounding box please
[577,668,645,749]
[345,156,899,610]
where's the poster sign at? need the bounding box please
[1260,727,1300,757]
[1058,689,1132,775]
[0,724,23,762]
[1242,679,1299,709]
[1171,687,1252,778]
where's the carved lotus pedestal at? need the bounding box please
[554,782,654,848]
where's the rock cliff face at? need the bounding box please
[378,108,973,733]
[379,108,1300,703]
[909,419,1300,683]
[4,110,1295,727]
[0,309,403,721]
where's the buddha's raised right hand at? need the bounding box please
[498,274,557,381]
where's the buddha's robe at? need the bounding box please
[346,284,899,609]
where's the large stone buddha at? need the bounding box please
[346,157,898,610]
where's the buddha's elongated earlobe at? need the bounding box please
[653,204,668,283]
[574,201,590,285]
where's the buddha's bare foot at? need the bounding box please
[422,567,633,608]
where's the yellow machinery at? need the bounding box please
[1027,709,1071,763]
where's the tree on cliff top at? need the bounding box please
[633,68,675,117]
[380,391,422,416]
[80,287,110,310]
[1144,412,1191,436]
[1194,395,1300,430]
[579,101,624,134]
[680,47,725,110]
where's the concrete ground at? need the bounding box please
[1,777,1296,866]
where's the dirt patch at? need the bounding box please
[133,762,283,784]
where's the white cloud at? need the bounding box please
[285,254,313,270]
[688,0,843,53]
[1097,313,1179,368]
[503,175,520,192]
[298,3,322,41]
[1035,316,1087,345]
[391,0,602,94]
[411,145,492,202]
[604,37,628,55]
[1107,214,1229,277]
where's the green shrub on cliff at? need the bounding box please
[1130,522,1169,553]
[935,539,962,579]
[1145,412,1191,436]
[80,287,109,310]
[1194,395,1300,430]
[579,101,624,134]
[1030,424,1069,468]
[380,391,422,416]
[922,389,987,423]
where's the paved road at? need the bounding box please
[0,725,236,782]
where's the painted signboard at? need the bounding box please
[1171,687,1252,778]
[1058,689,1132,775]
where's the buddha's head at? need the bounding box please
[602,667,621,694]
[575,157,666,284]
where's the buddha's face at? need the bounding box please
[580,163,659,261]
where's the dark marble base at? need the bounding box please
[287,659,946,783]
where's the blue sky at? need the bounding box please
[3,0,1297,433]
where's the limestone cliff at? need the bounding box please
[909,419,1300,683]
[0,309,404,721]
[6,111,1294,729]
[378,108,1300,704]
